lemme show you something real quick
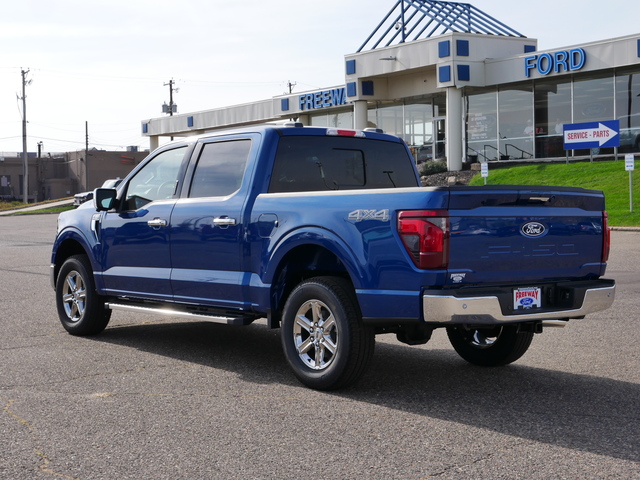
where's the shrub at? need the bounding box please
[419,160,447,176]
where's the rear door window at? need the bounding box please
[189,139,252,198]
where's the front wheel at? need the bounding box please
[280,277,374,390]
[56,255,111,336]
[446,325,533,367]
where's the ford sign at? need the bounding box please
[521,221,546,238]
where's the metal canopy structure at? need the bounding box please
[357,0,525,52]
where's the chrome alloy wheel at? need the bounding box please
[61,269,87,323]
[293,299,338,370]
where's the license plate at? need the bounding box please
[514,287,541,310]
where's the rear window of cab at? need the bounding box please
[268,136,419,193]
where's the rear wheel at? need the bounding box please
[56,255,111,336]
[446,325,533,367]
[281,277,374,390]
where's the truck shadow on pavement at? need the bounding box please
[94,320,639,463]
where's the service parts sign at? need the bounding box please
[563,120,620,150]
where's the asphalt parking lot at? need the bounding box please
[1,214,638,479]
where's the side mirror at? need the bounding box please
[93,188,117,211]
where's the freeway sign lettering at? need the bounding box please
[563,120,620,150]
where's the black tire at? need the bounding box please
[446,324,533,367]
[280,276,374,390]
[55,254,111,336]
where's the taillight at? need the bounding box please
[602,211,611,262]
[397,210,449,270]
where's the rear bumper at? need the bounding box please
[423,279,615,325]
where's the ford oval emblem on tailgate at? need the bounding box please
[521,221,546,238]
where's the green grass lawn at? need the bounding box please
[468,160,640,226]
[0,199,74,215]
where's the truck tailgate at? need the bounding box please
[446,186,608,286]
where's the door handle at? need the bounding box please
[147,218,168,228]
[213,217,237,227]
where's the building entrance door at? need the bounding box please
[433,117,446,161]
[410,117,446,163]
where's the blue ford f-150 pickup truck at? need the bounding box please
[51,123,616,389]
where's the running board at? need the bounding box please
[105,302,255,326]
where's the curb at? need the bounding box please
[611,227,640,232]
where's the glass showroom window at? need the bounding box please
[309,110,353,128]
[433,94,446,118]
[573,73,615,156]
[466,88,498,162]
[534,78,571,158]
[333,111,353,129]
[404,99,434,163]
[498,84,534,160]
[368,97,446,163]
[615,68,640,154]
[309,114,328,127]
[369,101,404,139]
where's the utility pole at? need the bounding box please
[20,69,30,204]
[286,80,296,94]
[85,121,89,190]
[163,79,178,141]
[164,79,177,116]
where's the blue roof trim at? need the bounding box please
[358,0,526,52]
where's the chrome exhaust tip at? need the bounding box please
[541,320,568,328]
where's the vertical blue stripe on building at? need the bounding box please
[438,40,450,58]
[347,82,357,97]
[456,40,469,56]
[346,60,356,75]
[457,65,470,81]
[281,98,290,111]
[142,123,148,134]
[187,116,194,128]
[439,65,451,83]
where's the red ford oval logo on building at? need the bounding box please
[521,221,546,237]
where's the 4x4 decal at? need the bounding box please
[348,209,389,222]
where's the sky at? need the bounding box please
[0,0,637,155]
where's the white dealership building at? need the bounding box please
[142,0,640,172]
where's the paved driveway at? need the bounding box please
[1,214,638,479]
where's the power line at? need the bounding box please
[29,67,287,87]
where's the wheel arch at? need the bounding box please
[51,231,93,289]
[264,229,366,327]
